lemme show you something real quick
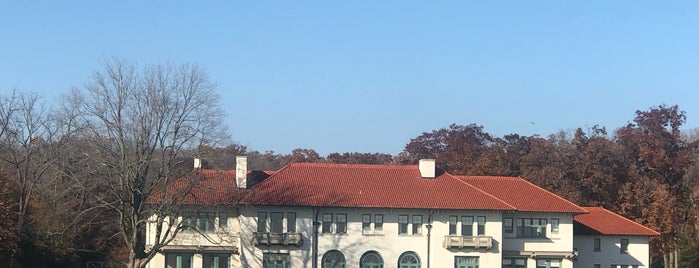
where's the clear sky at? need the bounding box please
[2,1,698,155]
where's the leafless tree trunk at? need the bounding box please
[63,58,228,268]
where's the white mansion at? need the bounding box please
[146,157,658,268]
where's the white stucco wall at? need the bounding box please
[500,212,576,268]
[145,206,240,268]
[574,235,651,268]
[239,206,504,268]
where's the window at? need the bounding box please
[165,252,193,268]
[517,218,547,237]
[502,258,525,268]
[412,215,423,235]
[477,216,486,235]
[375,214,383,231]
[536,259,560,268]
[620,238,629,254]
[594,265,600,268]
[461,216,473,236]
[593,238,601,252]
[271,212,284,233]
[322,250,346,268]
[259,211,297,234]
[203,253,230,268]
[287,212,296,233]
[181,217,193,232]
[337,214,348,233]
[454,256,478,268]
[551,218,559,233]
[322,213,333,233]
[257,212,267,232]
[399,215,409,234]
[504,218,514,234]
[219,212,228,228]
[360,251,383,268]
[449,216,458,235]
[197,212,215,232]
[398,251,420,268]
[263,253,290,268]
[363,214,372,232]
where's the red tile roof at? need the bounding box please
[246,163,516,210]
[574,207,660,236]
[456,176,588,214]
[149,169,248,205]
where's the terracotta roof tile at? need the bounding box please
[456,176,588,213]
[574,207,660,236]
[246,163,516,210]
[149,169,247,205]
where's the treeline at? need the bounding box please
[1,63,698,267]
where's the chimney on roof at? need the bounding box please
[193,158,202,169]
[419,159,436,178]
[236,156,247,189]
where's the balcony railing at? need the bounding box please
[443,235,493,249]
[253,232,303,247]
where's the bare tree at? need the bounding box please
[0,91,60,256]
[64,58,228,268]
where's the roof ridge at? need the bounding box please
[514,177,588,214]
[290,162,415,169]
[448,173,517,210]
[580,207,660,235]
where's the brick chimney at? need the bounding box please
[236,156,247,188]
[419,159,436,178]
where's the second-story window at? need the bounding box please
[620,238,629,254]
[449,216,458,235]
[336,214,347,233]
[362,214,384,235]
[593,238,601,252]
[477,216,486,235]
[375,214,384,232]
[257,212,267,232]
[287,212,296,233]
[270,212,284,233]
[322,213,333,233]
[398,215,409,234]
[504,218,513,234]
[362,214,371,232]
[219,212,228,228]
[412,215,423,235]
[517,218,547,237]
[551,218,559,233]
[197,212,216,232]
[461,216,474,236]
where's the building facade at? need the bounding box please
[147,157,658,268]
[573,207,659,268]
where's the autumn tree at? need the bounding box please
[0,167,19,265]
[615,104,697,267]
[403,123,492,174]
[326,152,393,164]
[472,134,530,176]
[63,58,228,268]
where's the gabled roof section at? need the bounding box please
[149,169,249,205]
[574,207,660,236]
[456,176,588,214]
[246,163,516,210]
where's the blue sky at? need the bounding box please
[2,1,698,155]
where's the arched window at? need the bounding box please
[398,251,420,268]
[322,250,346,268]
[360,251,383,268]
